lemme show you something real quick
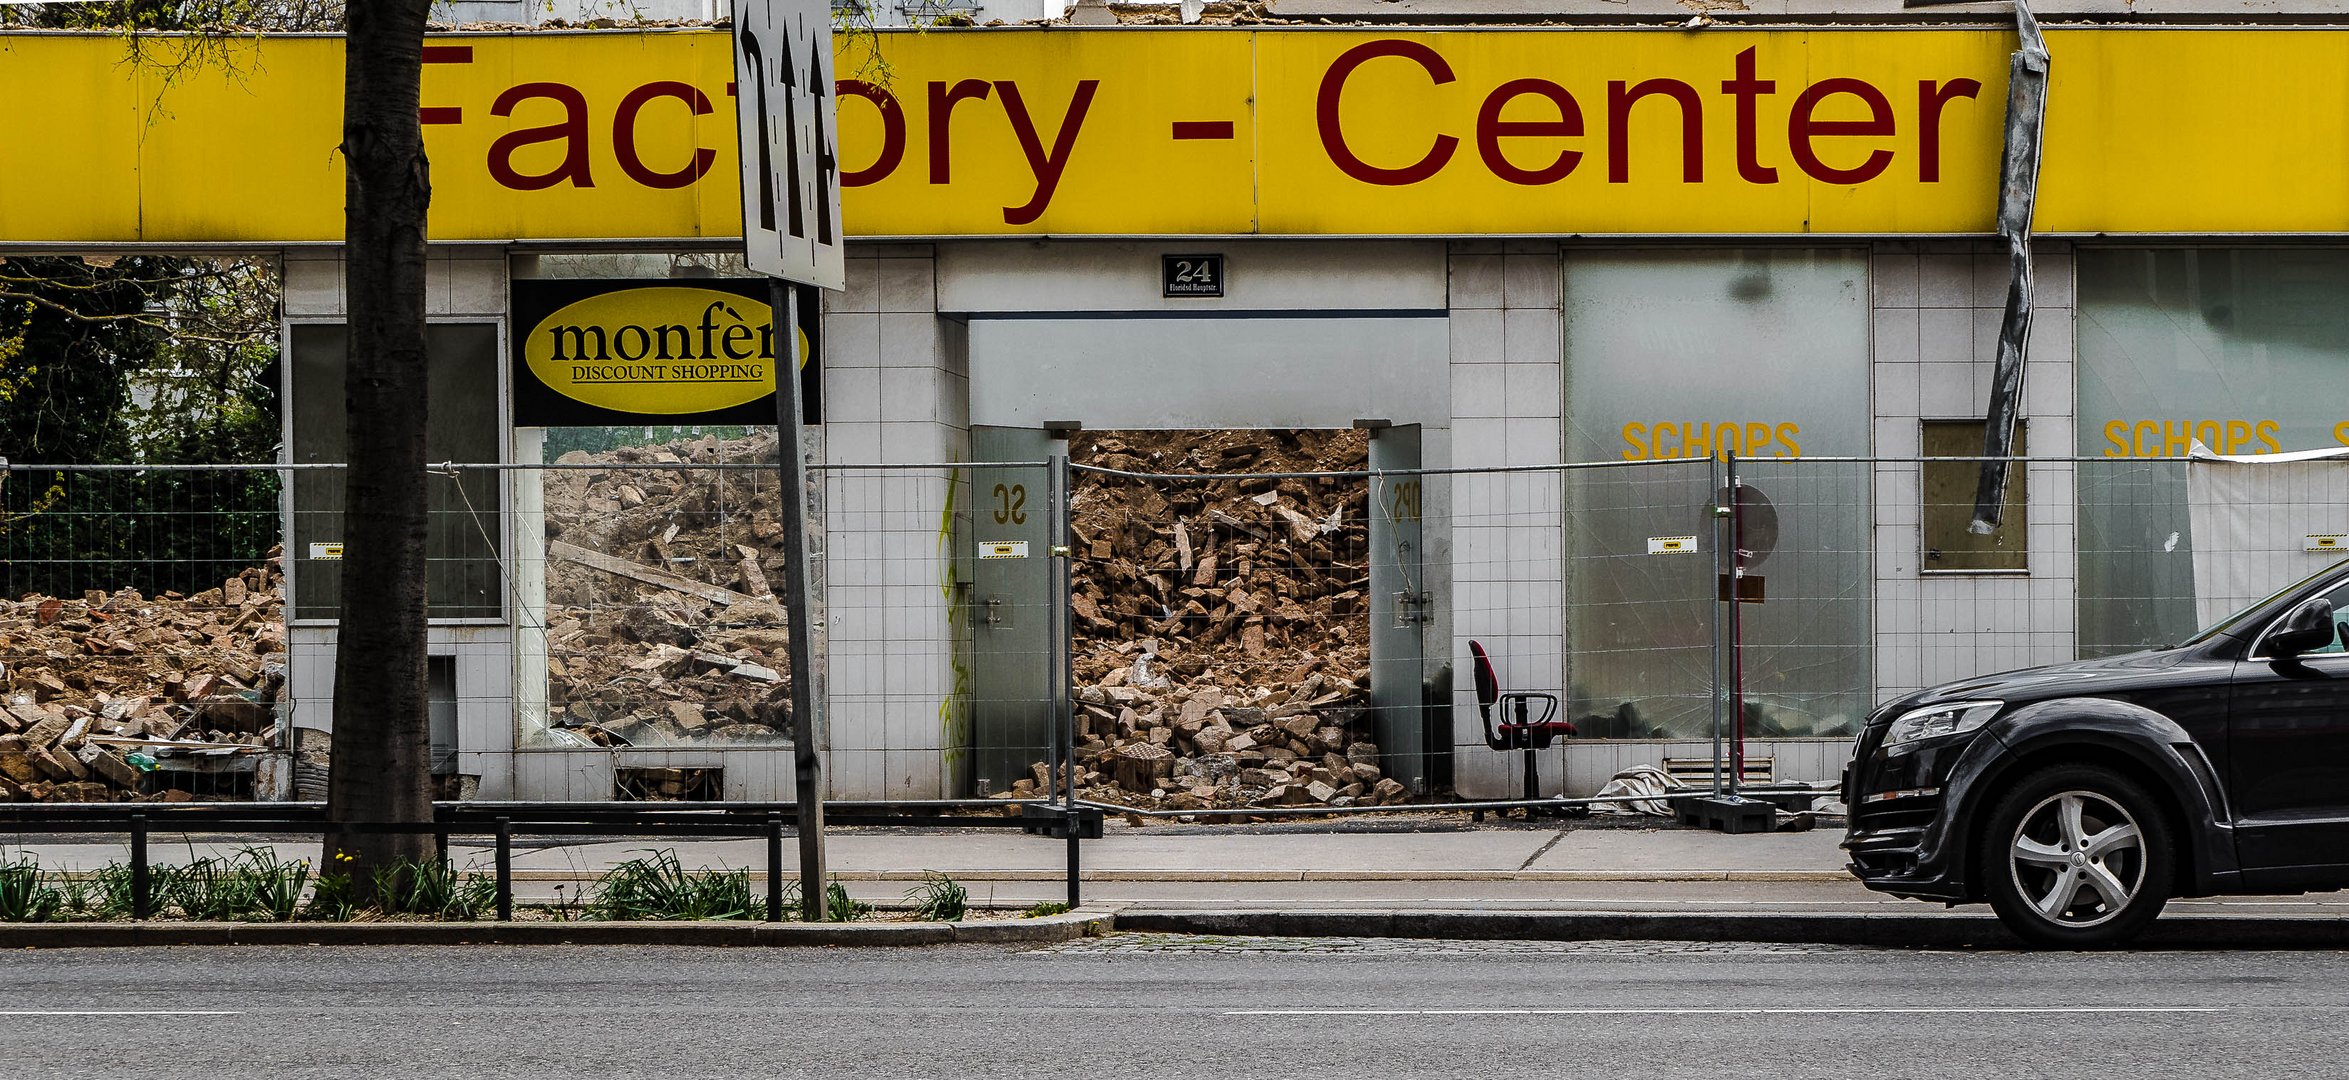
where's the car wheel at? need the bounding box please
[1979,763,2174,949]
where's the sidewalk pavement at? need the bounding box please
[10,818,2349,946]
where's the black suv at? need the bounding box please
[1843,558,2349,947]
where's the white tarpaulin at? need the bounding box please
[2186,442,2349,627]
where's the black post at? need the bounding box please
[1065,817,1081,909]
[1050,454,1080,909]
[766,810,785,923]
[129,813,149,921]
[494,817,512,922]
[771,279,828,922]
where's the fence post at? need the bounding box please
[766,810,785,923]
[1048,453,1080,909]
[1708,455,1727,798]
[129,813,149,921]
[1726,451,1746,797]
[494,816,512,922]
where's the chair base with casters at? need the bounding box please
[1467,640,1587,820]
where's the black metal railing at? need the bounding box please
[0,800,1102,921]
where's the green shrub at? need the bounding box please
[166,849,312,921]
[824,879,871,922]
[589,850,756,921]
[373,857,496,920]
[905,873,968,921]
[0,859,63,922]
[90,862,150,920]
[1022,901,1071,919]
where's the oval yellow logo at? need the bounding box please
[522,286,805,416]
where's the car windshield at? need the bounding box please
[2182,557,2349,646]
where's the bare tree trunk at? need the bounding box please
[326,0,436,894]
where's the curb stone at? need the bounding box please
[0,907,1118,948]
[1112,908,2349,950]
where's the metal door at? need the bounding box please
[1367,425,1432,790]
[968,426,1060,797]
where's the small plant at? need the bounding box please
[169,857,250,920]
[158,849,314,922]
[243,850,311,922]
[1022,901,1071,919]
[53,873,94,919]
[905,872,967,921]
[91,862,147,920]
[824,878,870,923]
[305,850,358,921]
[373,856,496,920]
[0,859,63,922]
[590,849,755,921]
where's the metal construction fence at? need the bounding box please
[3,451,2345,818]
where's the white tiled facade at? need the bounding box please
[820,245,968,802]
[1870,242,2080,703]
[273,233,2127,801]
[1444,241,1571,800]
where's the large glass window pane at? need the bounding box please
[2077,248,2349,655]
[1563,249,1872,739]
[289,323,502,621]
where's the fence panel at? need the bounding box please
[2,464,287,802]
[1559,459,1718,741]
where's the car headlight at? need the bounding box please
[1881,701,2003,754]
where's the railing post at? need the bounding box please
[1065,811,1082,909]
[1709,454,1728,799]
[766,810,785,923]
[1049,453,1080,910]
[129,813,150,921]
[494,816,513,922]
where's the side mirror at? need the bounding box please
[2269,597,2337,658]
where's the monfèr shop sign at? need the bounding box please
[511,279,819,426]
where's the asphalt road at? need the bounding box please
[7,938,2349,1080]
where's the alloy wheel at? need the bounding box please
[2007,789,2145,929]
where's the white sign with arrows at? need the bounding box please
[732,0,845,289]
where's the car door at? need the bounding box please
[2230,578,2349,884]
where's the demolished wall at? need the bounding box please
[1017,429,1406,811]
[0,557,287,802]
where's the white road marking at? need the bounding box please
[1226,1007,2222,1016]
[0,1011,242,1017]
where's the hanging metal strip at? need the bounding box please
[1971,0,2051,533]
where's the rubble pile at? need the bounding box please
[538,432,797,748]
[1006,429,1404,812]
[0,557,288,802]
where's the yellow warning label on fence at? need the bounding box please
[1647,536,1698,555]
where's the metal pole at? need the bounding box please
[1048,453,1081,908]
[494,816,512,921]
[1727,451,1746,797]
[766,811,785,922]
[129,813,149,921]
[1708,456,1726,798]
[771,279,829,923]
